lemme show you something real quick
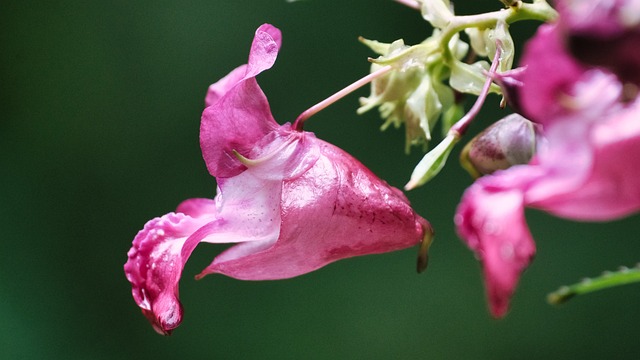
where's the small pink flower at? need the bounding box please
[124,24,431,335]
[455,8,640,317]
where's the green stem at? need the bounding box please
[547,264,640,305]
[440,1,557,63]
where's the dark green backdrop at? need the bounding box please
[2,1,639,359]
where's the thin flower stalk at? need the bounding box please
[293,65,393,130]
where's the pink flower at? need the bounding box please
[455,9,640,317]
[124,24,432,335]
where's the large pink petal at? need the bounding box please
[203,137,428,280]
[518,24,585,123]
[200,78,278,178]
[455,178,536,318]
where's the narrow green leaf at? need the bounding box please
[547,264,640,305]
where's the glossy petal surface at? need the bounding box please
[206,137,428,279]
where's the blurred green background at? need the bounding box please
[2,1,640,359]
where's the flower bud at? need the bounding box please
[460,114,538,178]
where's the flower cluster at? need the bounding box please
[125,0,640,335]
[124,24,432,335]
[455,0,640,317]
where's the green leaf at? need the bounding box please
[547,264,640,305]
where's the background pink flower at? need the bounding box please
[455,7,640,317]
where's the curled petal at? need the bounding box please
[246,24,282,78]
[124,212,214,335]
[523,70,625,218]
[204,24,282,108]
[456,180,535,317]
[125,186,285,334]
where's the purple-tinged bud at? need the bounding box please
[460,114,537,178]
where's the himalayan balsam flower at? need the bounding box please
[455,0,640,317]
[124,24,432,335]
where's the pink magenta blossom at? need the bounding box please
[124,24,432,335]
[455,4,640,317]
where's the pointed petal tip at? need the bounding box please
[142,306,181,336]
[404,179,418,191]
[488,299,510,319]
[193,270,210,281]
